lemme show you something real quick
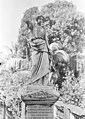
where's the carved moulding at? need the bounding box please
[18,85,60,105]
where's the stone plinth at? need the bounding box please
[18,85,59,119]
[26,105,54,119]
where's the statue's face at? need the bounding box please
[37,17,44,26]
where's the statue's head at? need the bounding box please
[36,15,45,26]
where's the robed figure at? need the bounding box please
[26,16,50,85]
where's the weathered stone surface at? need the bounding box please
[19,85,59,119]
[55,101,85,117]
[26,105,54,119]
[18,85,59,105]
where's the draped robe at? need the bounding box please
[29,25,49,85]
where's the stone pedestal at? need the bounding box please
[26,105,54,119]
[18,85,59,119]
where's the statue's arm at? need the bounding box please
[45,31,50,52]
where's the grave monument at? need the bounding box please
[16,7,70,119]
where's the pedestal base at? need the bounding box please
[19,85,59,119]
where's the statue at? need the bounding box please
[26,15,50,85]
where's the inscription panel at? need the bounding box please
[26,105,54,119]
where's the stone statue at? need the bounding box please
[26,15,50,85]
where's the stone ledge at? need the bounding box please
[18,85,60,105]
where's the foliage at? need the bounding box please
[18,0,85,58]
[41,0,85,55]
[0,70,31,119]
[58,71,85,109]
